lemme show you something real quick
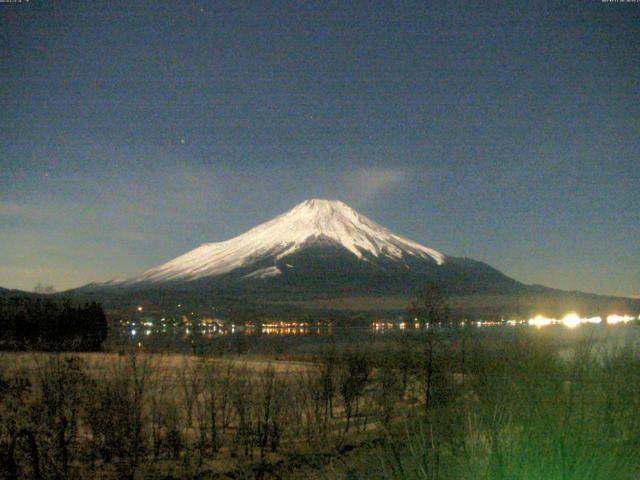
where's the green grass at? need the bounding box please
[356,335,640,480]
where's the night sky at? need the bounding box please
[1,1,638,297]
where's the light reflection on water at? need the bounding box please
[113,315,640,357]
[527,313,637,328]
[121,313,639,341]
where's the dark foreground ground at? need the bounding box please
[1,325,639,479]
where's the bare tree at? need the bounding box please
[34,355,89,478]
[179,357,205,428]
[219,360,235,434]
[375,351,404,428]
[229,367,255,458]
[85,353,152,480]
[150,389,183,460]
[319,347,337,427]
[199,359,224,454]
[338,348,371,435]
[298,369,325,446]
[409,286,451,413]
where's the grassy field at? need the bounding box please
[1,327,639,479]
[0,352,314,376]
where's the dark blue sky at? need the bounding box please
[1,0,638,296]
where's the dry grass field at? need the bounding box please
[2,327,640,479]
[0,352,314,377]
[0,346,424,478]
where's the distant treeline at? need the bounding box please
[0,296,108,350]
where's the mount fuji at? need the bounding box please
[78,199,525,302]
[126,199,446,284]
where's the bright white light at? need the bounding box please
[528,313,606,328]
[607,314,634,325]
[528,315,555,327]
[561,313,581,329]
[131,329,137,336]
[137,306,143,312]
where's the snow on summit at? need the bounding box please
[126,199,446,283]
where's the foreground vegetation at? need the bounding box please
[0,327,639,479]
[0,296,107,351]
[361,332,640,480]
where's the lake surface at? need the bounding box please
[109,319,640,356]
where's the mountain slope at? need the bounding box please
[67,199,640,316]
[125,199,445,284]
[74,199,526,302]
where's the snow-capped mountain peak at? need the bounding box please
[125,199,445,284]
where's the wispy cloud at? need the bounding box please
[344,167,408,206]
